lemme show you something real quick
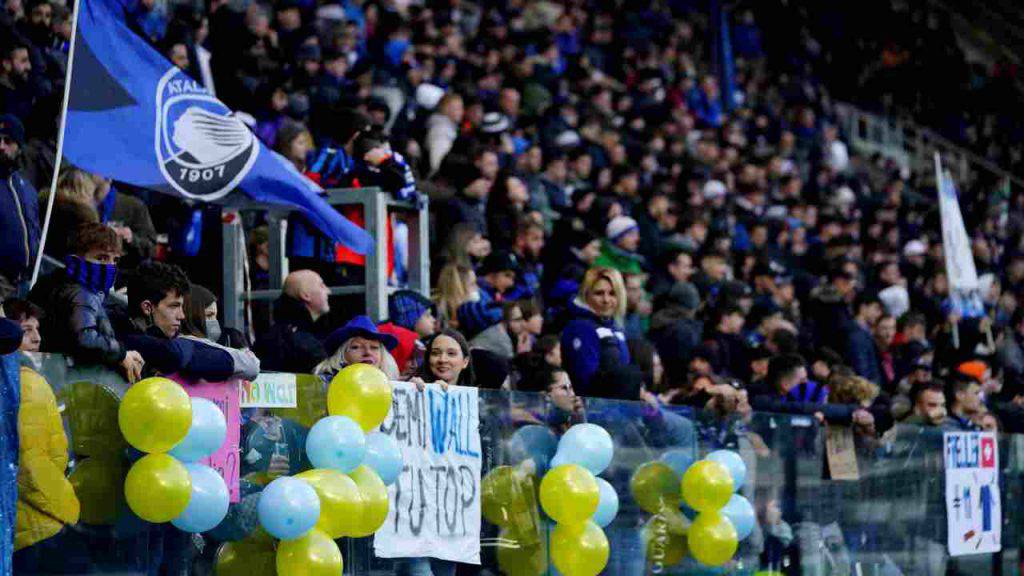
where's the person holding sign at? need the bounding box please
[415,329,476,389]
[395,329,475,576]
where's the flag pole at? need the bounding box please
[30,0,83,287]
[935,153,960,349]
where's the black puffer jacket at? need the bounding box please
[253,295,327,374]
[29,273,125,366]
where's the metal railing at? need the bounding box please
[836,102,1023,191]
[219,188,430,330]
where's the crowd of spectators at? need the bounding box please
[4,0,1024,571]
[3,0,1024,442]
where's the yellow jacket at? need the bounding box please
[15,367,80,551]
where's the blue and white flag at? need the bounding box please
[63,0,372,254]
[936,154,984,318]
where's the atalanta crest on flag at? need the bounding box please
[155,68,258,200]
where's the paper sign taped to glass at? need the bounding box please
[944,431,1001,556]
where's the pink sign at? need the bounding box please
[170,375,242,502]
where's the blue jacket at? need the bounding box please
[456,280,503,339]
[847,322,883,385]
[561,301,630,396]
[0,166,40,281]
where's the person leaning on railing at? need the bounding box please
[27,223,145,382]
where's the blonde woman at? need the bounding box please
[433,262,476,329]
[560,266,630,395]
[315,315,401,383]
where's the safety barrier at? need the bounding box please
[7,353,1023,575]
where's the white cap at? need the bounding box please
[879,285,910,318]
[703,180,727,200]
[606,215,639,241]
[415,83,445,110]
[903,240,927,258]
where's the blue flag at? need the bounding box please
[63,0,373,254]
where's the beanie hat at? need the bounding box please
[606,216,639,243]
[957,360,988,382]
[388,289,434,331]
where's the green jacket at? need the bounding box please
[594,240,645,275]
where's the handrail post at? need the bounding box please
[365,190,389,322]
[407,197,431,299]
[223,209,244,330]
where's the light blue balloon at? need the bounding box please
[364,431,403,486]
[507,425,558,474]
[721,494,756,540]
[592,477,619,527]
[170,398,227,463]
[707,450,746,491]
[306,415,366,472]
[172,464,230,533]
[660,448,696,478]
[257,476,320,540]
[555,423,613,475]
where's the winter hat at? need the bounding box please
[388,289,434,331]
[569,228,599,251]
[703,180,727,200]
[0,114,25,145]
[903,240,927,258]
[606,216,639,243]
[957,360,988,382]
[878,285,910,318]
[480,112,510,134]
[479,250,520,276]
[666,281,701,311]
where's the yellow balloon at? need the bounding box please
[276,529,343,576]
[60,381,125,457]
[327,364,392,432]
[215,531,277,576]
[682,460,733,512]
[539,464,599,525]
[482,465,537,527]
[630,461,681,514]
[550,521,609,576]
[347,465,389,537]
[118,377,192,453]
[688,511,738,567]
[296,469,365,538]
[69,457,124,525]
[496,527,547,576]
[124,453,192,523]
[642,509,689,567]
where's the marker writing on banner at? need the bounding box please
[392,462,477,537]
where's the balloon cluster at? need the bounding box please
[485,423,618,576]
[633,449,754,568]
[118,377,230,532]
[252,364,402,576]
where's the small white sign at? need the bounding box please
[239,373,297,408]
[374,381,482,565]
[944,431,1001,556]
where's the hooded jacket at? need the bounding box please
[253,295,327,373]
[28,272,125,367]
[15,367,79,551]
[0,164,39,282]
[561,299,630,396]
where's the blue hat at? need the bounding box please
[0,114,25,145]
[324,315,399,353]
[388,289,433,331]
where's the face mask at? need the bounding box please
[205,318,222,343]
[65,255,117,294]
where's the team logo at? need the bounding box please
[155,68,258,200]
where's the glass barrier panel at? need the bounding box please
[7,353,1021,575]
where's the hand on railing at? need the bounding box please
[121,350,145,383]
